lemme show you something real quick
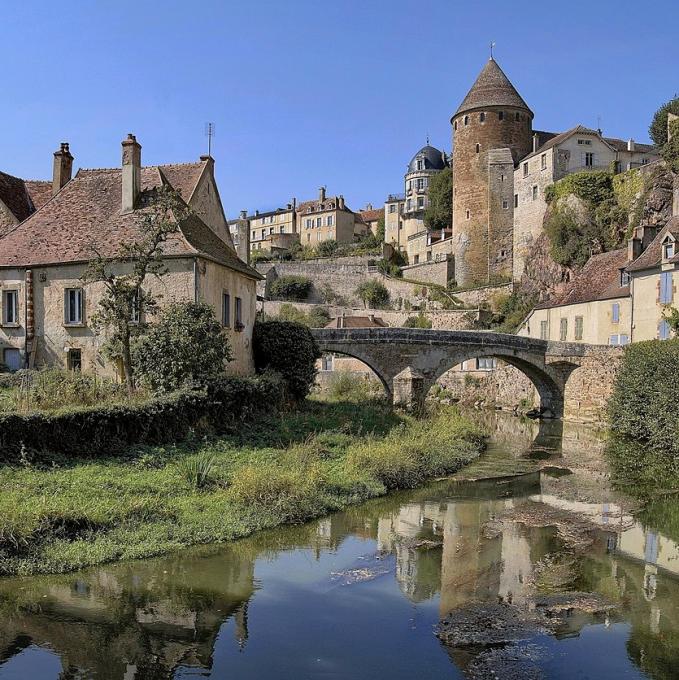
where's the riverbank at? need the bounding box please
[0,397,484,576]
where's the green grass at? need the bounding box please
[0,396,484,576]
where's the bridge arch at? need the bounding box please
[317,348,392,396]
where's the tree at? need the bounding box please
[132,302,232,392]
[269,275,313,301]
[662,119,679,174]
[376,215,385,242]
[424,166,453,231]
[316,239,338,258]
[82,186,189,391]
[649,97,679,147]
[355,279,390,309]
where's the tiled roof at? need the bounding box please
[24,180,52,211]
[454,58,532,117]
[156,162,205,201]
[0,164,261,279]
[325,315,388,328]
[602,137,656,155]
[626,217,679,272]
[359,208,382,223]
[538,248,629,308]
[297,196,352,213]
[0,171,34,225]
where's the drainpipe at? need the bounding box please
[24,269,34,368]
[193,258,200,302]
[629,276,634,344]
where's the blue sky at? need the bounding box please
[2,0,677,216]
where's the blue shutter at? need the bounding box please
[660,272,672,304]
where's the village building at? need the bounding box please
[0,135,261,375]
[358,204,382,236]
[245,202,298,255]
[298,187,367,246]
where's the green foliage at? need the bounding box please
[132,302,232,393]
[269,275,313,301]
[544,171,613,206]
[355,279,390,309]
[253,320,321,401]
[273,303,330,328]
[326,372,383,401]
[376,215,386,242]
[403,313,432,329]
[489,291,538,333]
[608,340,679,459]
[249,250,271,264]
[176,452,216,489]
[649,97,679,146]
[663,305,679,335]
[423,166,453,231]
[544,206,610,268]
[316,239,338,258]
[377,258,401,277]
[662,119,679,173]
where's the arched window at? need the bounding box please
[475,143,480,153]
[464,115,469,126]
[454,120,458,130]
[498,111,504,121]
[479,112,485,122]
[515,112,520,121]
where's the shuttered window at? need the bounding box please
[660,272,673,304]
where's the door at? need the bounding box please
[3,348,21,372]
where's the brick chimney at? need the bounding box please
[338,195,345,210]
[52,142,73,195]
[627,138,635,152]
[319,186,326,202]
[121,134,141,213]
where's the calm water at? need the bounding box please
[0,413,677,679]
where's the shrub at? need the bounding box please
[403,313,432,329]
[608,339,679,457]
[253,320,321,401]
[355,280,390,309]
[133,302,231,393]
[544,171,613,206]
[176,452,217,489]
[662,119,679,174]
[275,303,330,328]
[316,239,338,258]
[377,258,401,277]
[250,250,271,264]
[269,275,313,301]
[327,372,382,401]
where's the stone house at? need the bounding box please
[245,202,297,255]
[518,248,632,345]
[513,126,658,280]
[0,135,261,376]
[298,187,365,246]
[358,205,382,236]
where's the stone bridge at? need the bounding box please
[311,328,623,419]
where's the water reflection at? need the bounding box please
[0,413,677,679]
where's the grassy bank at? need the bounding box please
[0,396,484,576]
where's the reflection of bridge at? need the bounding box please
[312,328,621,417]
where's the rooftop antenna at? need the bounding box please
[426,133,430,145]
[204,122,215,157]
[490,41,496,60]
[596,115,602,135]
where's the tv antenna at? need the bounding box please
[205,122,215,157]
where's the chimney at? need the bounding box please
[319,186,326,202]
[240,210,247,219]
[52,142,73,195]
[338,195,345,210]
[255,209,259,216]
[628,235,641,262]
[121,134,141,213]
[627,138,635,152]
[286,203,292,210]
[532,133,539,153]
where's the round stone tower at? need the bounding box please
[451,58,533,286]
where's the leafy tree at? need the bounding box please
[376,215,386,242]
[355,279,390,309]
[649,97,679,146]
[253,320,321,401]
[424,166,453,231]
[269,275,313,301]
[132,302,232,392]
[662,119,679,174]
[316,239,338,258]
[82,186,189,391]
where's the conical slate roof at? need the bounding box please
[454,58,532,118]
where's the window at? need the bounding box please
[541,154,547,170]
[316,217,321,228]
[306,218,312,228]
[413,254,419,264]
[620,334,630,345]
[234,297,243,329]
[498,111,504,121]
[621,271,631,286]
[2,290,18,325]
[515,112,520,121]
[575,316,583,340]
[540,320,548,340]
[523,162,528,177]
[417,159,423,171]
[454,120,458,131]
[417,178,424,190]
[417,197,424,209]
[502,199,509,209]
[464,115,469,126]
[406,199,412,210]
[585,152,594,167]
[3,348,20,372]
[67,348,82,372]
[663,239,675,259]
[64,288,84,325]
[327,215,333,226]
[222,292,231,327]
[532,185,538,201]
[514,194,519,208]
[559,318,567,341]
[659,320,671,340]
[465,209,470,220]
[611,303,620,324]
[500,174,505,182]
[426,251,432,261]
[475,143,480,154]
[609,334,620,345]
[389,204,396,213]
[577,139,592,146]
[479,112,485,122]
[476,357,496,370]
[660,271,673,304]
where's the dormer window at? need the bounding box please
[663,237,675,260]
[417,158,424,170]
[621,271,631,286]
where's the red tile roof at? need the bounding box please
[0,163,260,279]
[626,217,679,272]
[24,180,52,211]
[0,172,35,226]
[359,208,382,223]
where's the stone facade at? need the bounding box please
[401,258,454,286]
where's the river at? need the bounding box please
[0,412,677,679]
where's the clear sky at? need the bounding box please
[2,0,677,216]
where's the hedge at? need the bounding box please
[269,275,313,301]
[0,373,285,462]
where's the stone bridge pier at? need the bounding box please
[311,328,622,420]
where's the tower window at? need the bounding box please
[532,185,538,201]
[454,120,457,130]
[515,112,520,121]
[465,209,470,220]
[502,199,509,209]
[464,115,469,126]
[514,194,518,208]
[475,143,480,153]
[523,162,529,177]
[479,112,485,122]
[498,111,504,121]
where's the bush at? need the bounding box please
[176,452,217,489]
[316,239,338,258]
[544,171,613,206]
[403,313,432,329]
[0,373,285,461]
[133,302,232,393]
[355,280,390,309]
[275,303,330,328]
[253,320,321,401]
[327,372,383,401]
[608,339,679,457]
[269,275,313,301]
[377,258,401,277]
